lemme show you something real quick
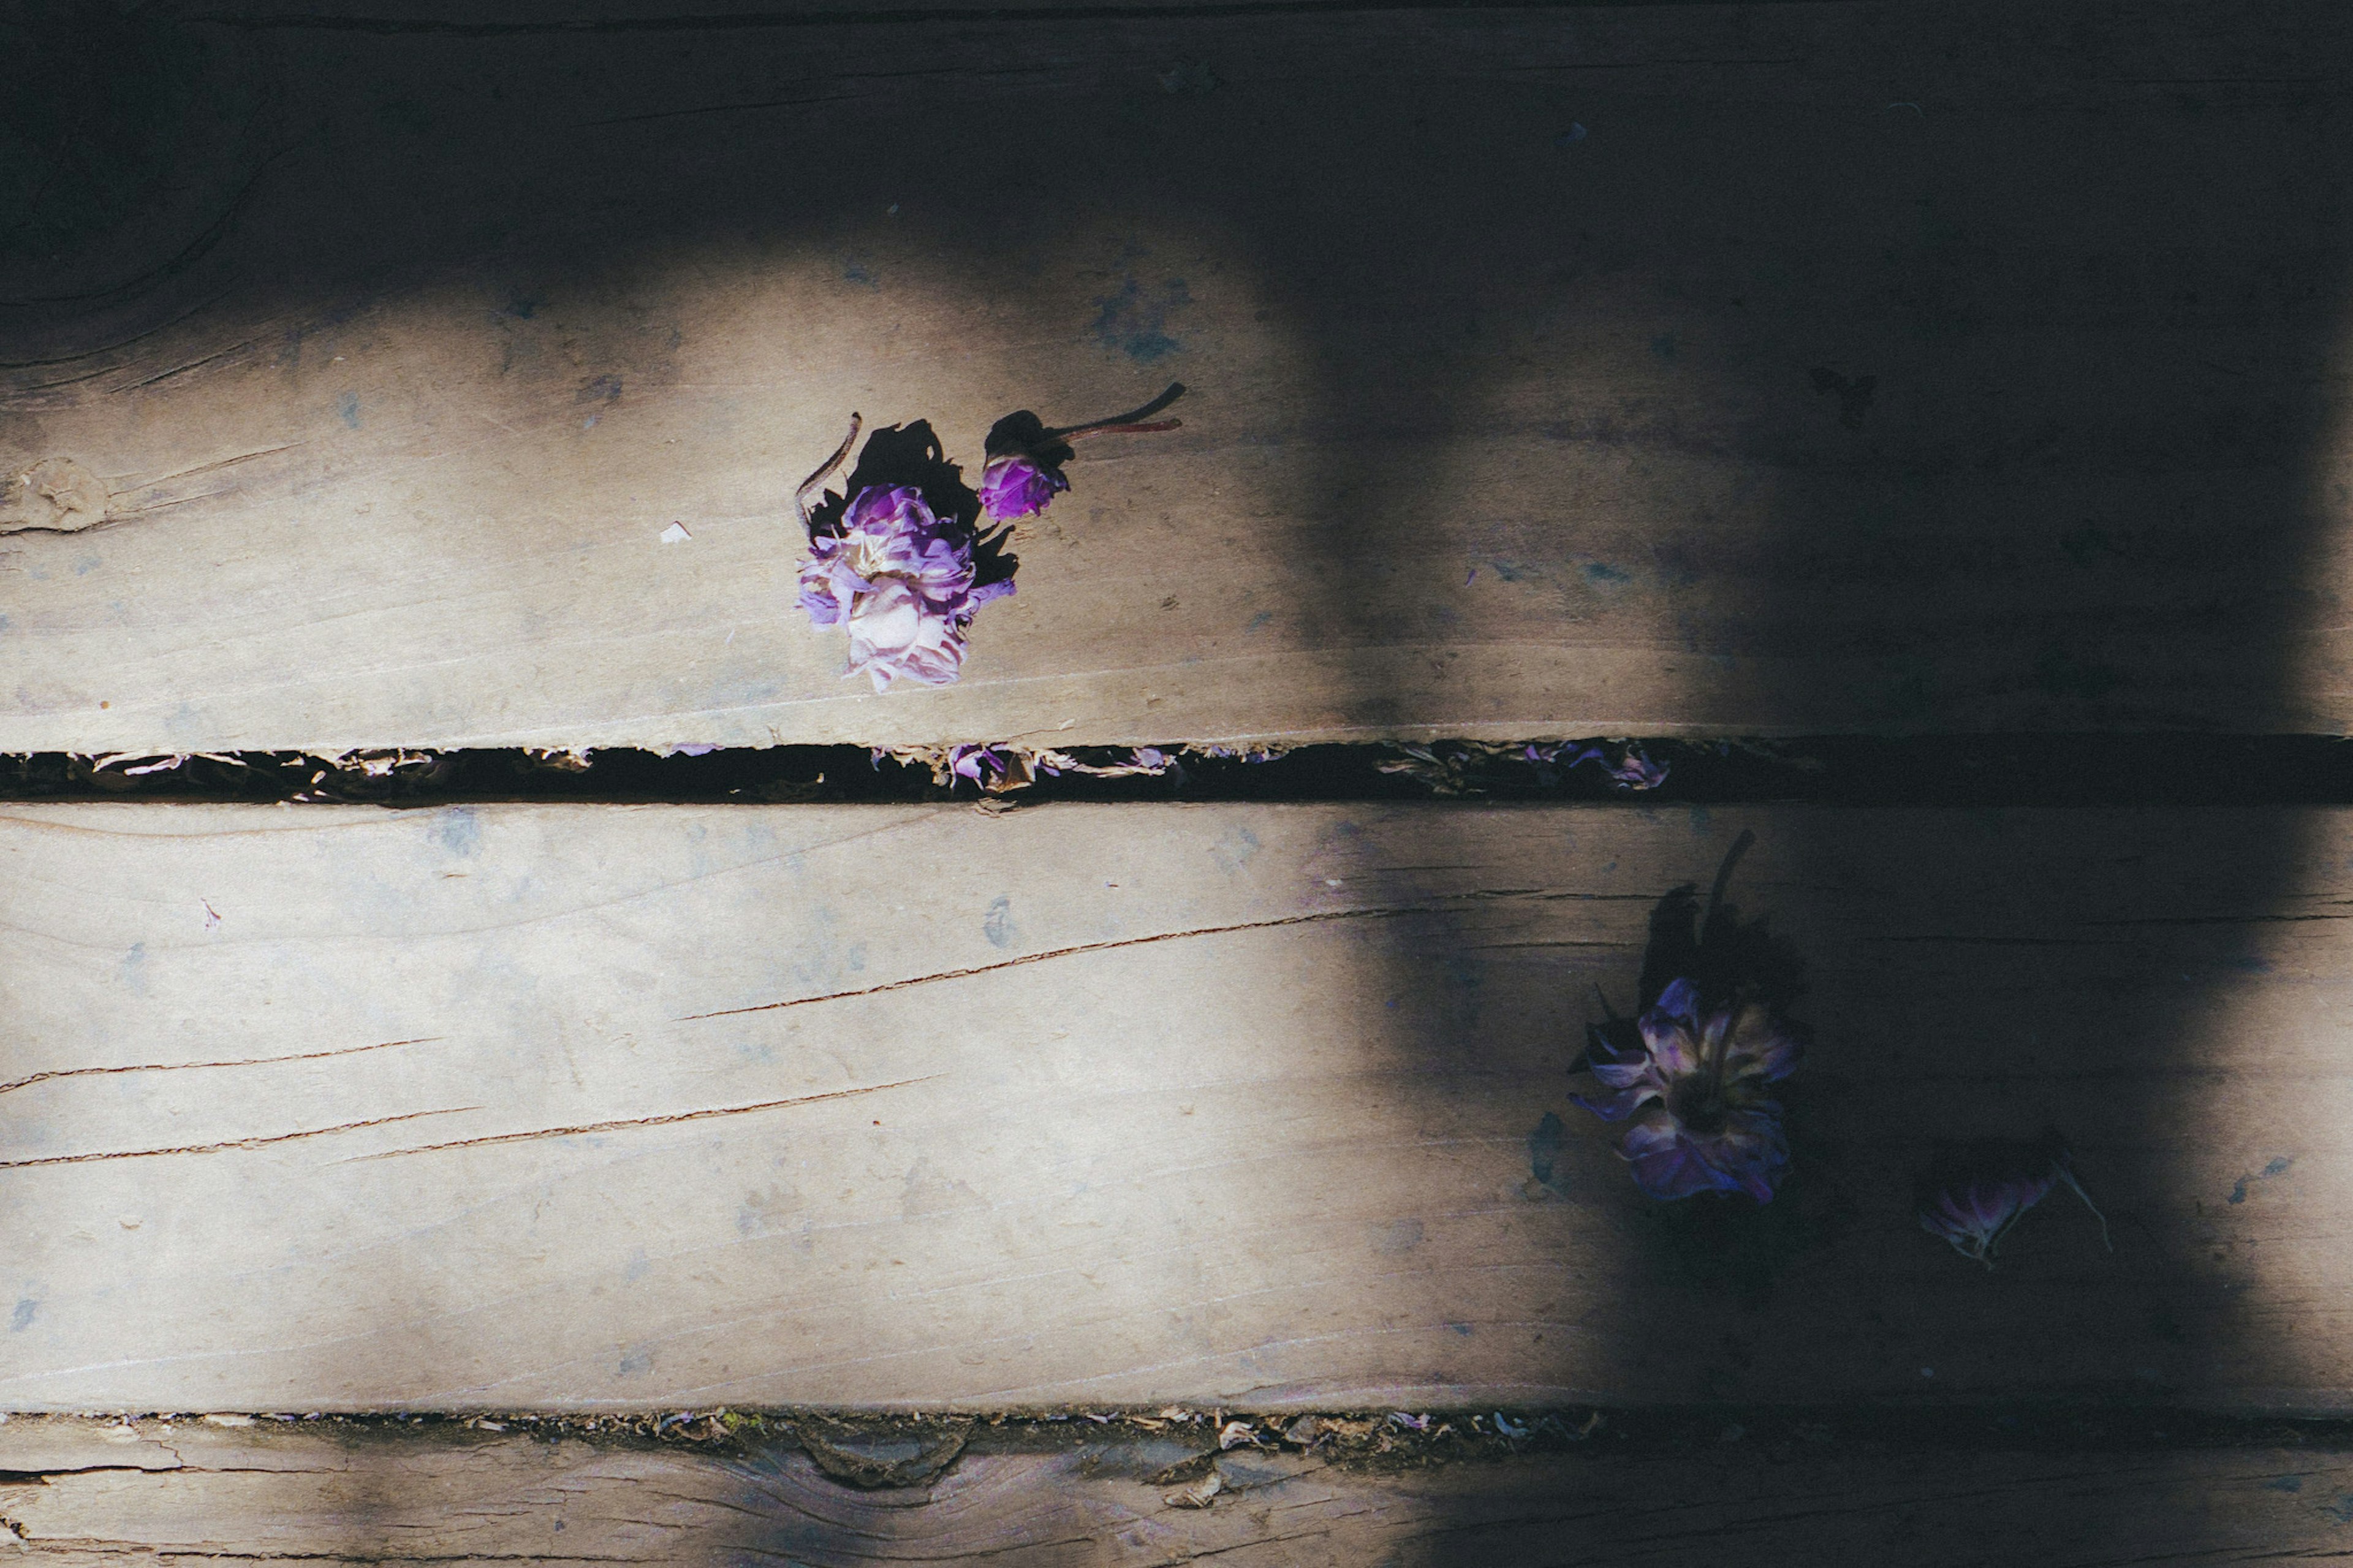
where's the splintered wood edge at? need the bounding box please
[1,1415,2349,1567]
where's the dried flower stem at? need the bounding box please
[1064,419,1183,442]
[1046,382,1186,441]
[1708,829,1758,929]
[794,414,863,534]
[2054,1163,2114,1251]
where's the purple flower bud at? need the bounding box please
[1917,1174,2056,1267]
[1573,977,1803,1203]
[1917,1140,2110,1267]
[980,453,1070,520]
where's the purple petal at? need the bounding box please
[1637,1009,1701,1078]
[797,585,847,626]
[1620,1116,1740,1200]
[1720,1003,1804,1083]
[1587,1059,1658,1091]
[1652,977,1700,1027]
[1607,749,1669,790]
[1571,1086,1654,1123]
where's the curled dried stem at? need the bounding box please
[794,413,862,534]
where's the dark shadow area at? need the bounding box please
[9,2,2353,1561]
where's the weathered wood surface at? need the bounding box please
[7,2,2353,749]
[6,1416,2353,1566]
[1,801,2345,1412]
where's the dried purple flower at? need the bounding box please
[978,453,1069,520]
[1917,1140,2110,1267]
[981,382,1186,521]
[797,483,1010,691]
[794,419,1015,693]
[1574,977,1803,1203]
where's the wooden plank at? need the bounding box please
[2,800,2349,1412]
[7,2,2352,749]
[7,1415,2353,1566]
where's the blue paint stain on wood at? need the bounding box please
[1528,1112,1570,1195]
[2229,1155,2294,1204]
[1210,825,1260,873]
[336,392,360,429]
[436,808,482,858]
[1090,276,1190,363]
[9,1298,35,1331]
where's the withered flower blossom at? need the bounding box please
[793,419,1016,692]
[1917,1137,2111,1267]
[1574,977,1803,1202]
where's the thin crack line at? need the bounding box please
[338,1075,944,1162]
[679,903,1430,1021]
[117,442,306,490]
[0,1105,478,1169]
[0,1036,441,1098]
[112,336,265,393]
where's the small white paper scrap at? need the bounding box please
[659,521,692,543]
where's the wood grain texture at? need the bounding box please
[7,2,2353,749]
[7,1417,2353,1566]
[1,801,2347,1413]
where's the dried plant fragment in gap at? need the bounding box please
[792,385,1184,692]
[1572,832,1809,1203]
[1916,1133,2112,1268]
[874,742,1186,793]
[1380,740,1667,796]
[871,738,1306,793]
